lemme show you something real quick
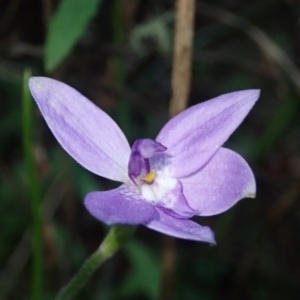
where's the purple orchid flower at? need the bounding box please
[29,77,259,244]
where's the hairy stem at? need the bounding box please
[55,225,136,300]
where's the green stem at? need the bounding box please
[22,69,43,299]
[55,225,136,300]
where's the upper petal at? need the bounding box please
[29,77,131,182]
[84,185,158,225]
[180,147,256,216]
[156,90,260,178]
[145,209,215,243]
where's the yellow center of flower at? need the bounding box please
[142,169,155,183]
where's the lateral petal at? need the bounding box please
[181,147,256,216]
[145,209,215,243]
[29,77,130,182]
[84,185,158,225]
[156,90,260,178]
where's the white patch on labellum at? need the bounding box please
[141,172,178,208]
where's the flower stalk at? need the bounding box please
[55,225,136,300]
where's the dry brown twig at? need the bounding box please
[162,1,196,300]
[169,0,195,118]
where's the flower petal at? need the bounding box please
[84,185,158,225]
[140,173,195,218]
[181,147,256,216]
[29,77,131,182]
[156,90,260,178]
[145,209,215,243]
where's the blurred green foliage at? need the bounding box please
[45,0,103,72]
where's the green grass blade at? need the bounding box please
[22,69,43,299]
